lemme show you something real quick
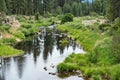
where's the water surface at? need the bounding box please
[0,27,85,80]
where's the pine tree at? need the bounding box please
[63,3,71,14]
[57,0,65,11]
[72,2,78,16]
[56,6,62,15]
[26,0,33,15]
[0,0,7,13]
[78,3,83,16]
[107,0,120,21]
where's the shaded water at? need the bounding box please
[0,27,85,80]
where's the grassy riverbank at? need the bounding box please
[57,17,120,80]
[0,15,55,57]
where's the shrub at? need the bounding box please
[21,24,32,29]
[92,75,101,80]
[111,65,120,80]
[14,32,25,39]
[112,18,120,30]
[2,38,16,44]
[0,25,10,32]
[112,31,120,62]
[35,12,39,20]
[90,12,99,17]
[16,15,25,21]
[109,18,120,35]
[45,12,53,18]
[98,23,111,32]
[57,15,63,20]
[57,63,78,73]
[0,13,6,24]
[59,38,69,46]
[61,13,73,23]
[22,27,36,37]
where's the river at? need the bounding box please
[0,26,85,80]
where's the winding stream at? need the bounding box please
[0,26,85,80]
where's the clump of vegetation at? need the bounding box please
[35,12,39,20]
[0,45,23,57]
[59,38,69,46]
[98,23,111,32]
[19,24,36,37]
[111,18,120,62]
[111,18,120,31]
[89,12,99,17]
[1,38,16,44]
[0,25,10,32]
[21,24,32,29]
[13,32,25,39]
[57,63,78,73]
[61,13,73,23]
[0,13,6,24]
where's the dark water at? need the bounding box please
[0,27,85,80]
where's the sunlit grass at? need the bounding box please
[0,45,23,57]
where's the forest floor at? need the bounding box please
[82,19,106,26]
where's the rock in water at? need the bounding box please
[43,67,47,71]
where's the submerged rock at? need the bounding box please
[48,72,56,75]
[43,67,47,71]
[50,64,55,68]
[78,74,83,77]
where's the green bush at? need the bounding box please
[57,63,78,73]
[35,12,39,20]
[112,18,120,30]
[16,15,25,21]
[57,15,63,20]
[0,25,10,32]
[98,23,111,32]
[61,13,73,23]
[0,13,5,24]
[59,38,69,46]
[109,18,120,35]
[22,28,36,37]
[90,12,99,17]
[92,75,101,80]
[112,31,120,62]
[2,38,16,44]
[110,65,120,80]
[21,24,32,29]
[14,32,25,39]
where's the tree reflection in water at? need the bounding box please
[0,27,85,80]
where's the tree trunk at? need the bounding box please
[118,6,120,18]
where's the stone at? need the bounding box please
[48,72,56,75]
[78,74,83,77]
[50,64,55,68]
[43,67,47,71]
